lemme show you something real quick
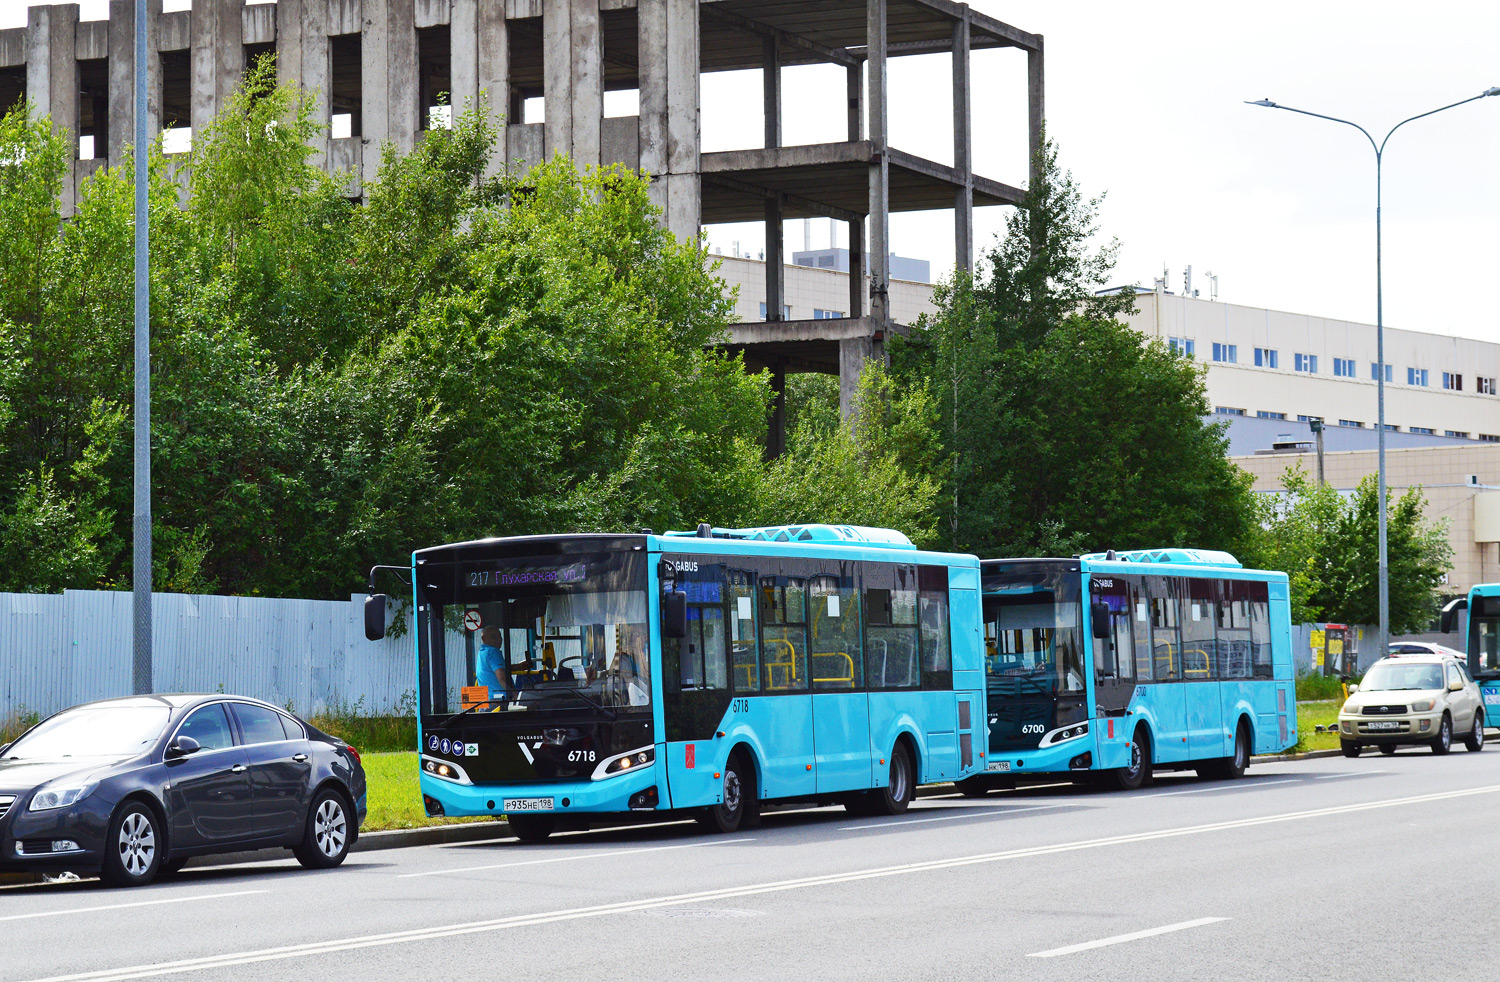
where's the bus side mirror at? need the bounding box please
[1440,597,1467,635]
[1090,602,1112,640]
[662,591,687,639]
[364,594,388,641]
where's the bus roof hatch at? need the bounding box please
[1082,548,1242,568]
[662,524,917,549]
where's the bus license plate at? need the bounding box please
[1367,721,1399,731]
[986,761,1011,772]
[503,797,554,811]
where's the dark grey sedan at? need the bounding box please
[0,694,366,886]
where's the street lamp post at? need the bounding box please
[1247,87,1500,658]
[132,0,152,695]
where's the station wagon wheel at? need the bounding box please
[1379,744,1397,756]
[294,788,353,869]
[100,802,161,888]
[1430,714,1452,755]
[1464,712,1485,752]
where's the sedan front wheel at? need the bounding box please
[100,802,162,887]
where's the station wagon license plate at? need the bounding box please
[986,761,1011,772]
[503,797,554,811]
[1367,721,1399,731]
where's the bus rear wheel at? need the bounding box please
[849,744,915,816]
[1198,720,1250,780]
[1106,728,1150,791]
[507,813,555,842]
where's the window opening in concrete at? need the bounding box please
[0,66,26,120]
[601,8,638,118]
[77,58,108,160]
[508,17,542,125]
[161,48,191,154]
[329,33,361,139]
[522,97,544,124]
[243,41,275,82]
[417,25,451,130]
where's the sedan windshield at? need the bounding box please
[1362,661,1444,692]
[4,705,170,759]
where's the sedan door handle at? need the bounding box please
[231,764,247,773]
[292,754,308,763]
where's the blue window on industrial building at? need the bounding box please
[1371,362,1393,382]
[1339,419,1364,428]
[1215,406,1246,416]
[1443,372,1462,391]
[1212,343,1237,363]
[1169,337,1195,358]
[1446,430,1469,439]
[1256,411,1286,420]
[758,303,792,320]
[812,309,845,320]
[1333,358,1356,378]
[1408,368,1429,387]
[1294,353,1317,373]
[1253,347,1278,368]
[1410,427,1435,435]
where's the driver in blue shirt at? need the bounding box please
[476,626,516,706]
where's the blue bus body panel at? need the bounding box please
[813,693,873,793]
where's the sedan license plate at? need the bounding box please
[1367,721,1399,731]
[503,797,554,811]
[986,761,1011,772]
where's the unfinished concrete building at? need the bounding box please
[1,0,1041,443]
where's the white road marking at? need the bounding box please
[1316,771,1385,780]
[24,783,1500,982]
[838,804,1067,831]
[1144,779,1296,798]
[1027,917,1229,958]
[398,839,749,878]
[0,890,267,924]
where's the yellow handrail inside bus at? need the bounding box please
[812,651,855,685]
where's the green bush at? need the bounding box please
[306,696,418,753]
[1296,670,1356,702]
[0,707,41,746]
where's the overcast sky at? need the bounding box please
[7,0,1498,340]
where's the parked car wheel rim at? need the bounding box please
[1439,718,1451,750]
[314,798,347,858]
[1474,718,1485,748]
[118,811,156,878]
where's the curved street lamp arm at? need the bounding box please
[1250,102,1378,156]
[1379,92,1492,155]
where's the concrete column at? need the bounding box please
[865,0,889,328]
[449,0,477,114]
[191,0,243,140]
[570,0,601,168]
[475,1,506,174]
[387,0,418,149]
[28,3,79,214]
[952,15,973,272]
[358,0,387,187]
[766,365,786,461]
[839,335,880,419]
[847,217,863,318]
[639,0,699,241]
[300,0,330,167]
[542,0,571,157]
[763,36,779,149]
[109,0,161,166]
[1028,37,1044,189]
[765,196,784,322]
[845,63,861,142]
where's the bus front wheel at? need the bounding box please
[507,813,555,842]
[1107,729,1151,792]
[698,752,752,834]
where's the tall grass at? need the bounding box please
[1296,671,1357,702]
[0,708,41,746]
[307,701,418,754]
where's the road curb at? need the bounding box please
[184,819,515,869]
[1253,749,1344,764]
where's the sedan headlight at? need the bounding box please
[29,783,96,811]
[1410,699,1436,712]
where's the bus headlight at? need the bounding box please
[421,756,473,785]
[600,747,655,777]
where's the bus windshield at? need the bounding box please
[1471,595,1500,675]
[985,593,1084,696]
[416,551,651,717]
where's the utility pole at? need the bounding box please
[1310,418,1326,486]
[132,0,152,695]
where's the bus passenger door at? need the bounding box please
[1146,576,1190,763]
[756,575,817,798]
[1184,683,1224,760]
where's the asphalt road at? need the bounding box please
[6,747,1497,982]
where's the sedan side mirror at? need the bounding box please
[166,735,201,759]
[1346,683,1358,694]
[364,594,389,641]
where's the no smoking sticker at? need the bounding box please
[463,609,483,632]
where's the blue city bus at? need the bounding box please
[368,524,984,839]
[965,548,1298,793]
[1440,585,1500,717]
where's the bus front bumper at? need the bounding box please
[984,736,1100,776]
[419,765,663,817]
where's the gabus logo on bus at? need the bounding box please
[672,560,700,573]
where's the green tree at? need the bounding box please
[891,137,1258,557]
[1251,465,1452,631]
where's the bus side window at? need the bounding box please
[1093,577,1135,682]
[866,564,919,689]
[760,575,808,691]
[1216,580,1252,679]
[1133,588,1153,682]
[728,569,760,693]
[669,565,728,692]
[1248,581,1272,677]
[1147,576,1181,681]
[917,565,951,689]
[810,570,863,690]
[1180,578,1217,680]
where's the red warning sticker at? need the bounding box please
[685,744,696,768]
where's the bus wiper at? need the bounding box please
[447,698,511,719]
[992,674,1055,699]
[530,686,619,719]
